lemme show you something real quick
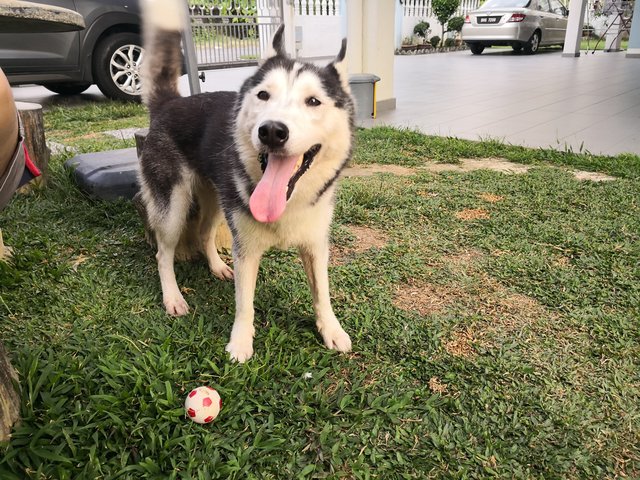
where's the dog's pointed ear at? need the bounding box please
[264,24,287,59]
[328,38,349,89]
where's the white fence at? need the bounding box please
[293,0,340,15]
[293,0,342,59]
[188,0,487,68]
[400,0,481,46]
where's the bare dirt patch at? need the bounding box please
[444,328,476,358]
[572,170,616,182]
[455,208,490,221]
[428,376,449,394]
[392,279,460,316]
[331,225,389,265]
[347,225,389,251]
[552,255,571,268]
[393,269,546,334]
[424,158,531,175]
[421,158,615,182]
[343,165,417,177]
[478,193,504,203]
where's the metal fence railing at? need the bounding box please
[189,0,283,70]
[293,0,340,15]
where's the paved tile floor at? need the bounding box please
[367,48,640,156]
[12,47,640,156]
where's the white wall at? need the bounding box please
[294,14,342,59]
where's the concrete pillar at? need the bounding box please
[626,0,640,57]
[282,0,297,58]
[562,0,588,57]
[346,0,396,113]
[395,0,404,50]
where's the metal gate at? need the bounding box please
[189,0,284,70]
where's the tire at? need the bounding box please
[469,43,485,55]
[93,32,143,102]
[44,83,91,95]
[512,44,523,52]
[523,31,540,55]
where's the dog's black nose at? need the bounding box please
[258,121,289,149]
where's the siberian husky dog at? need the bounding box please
[140,0,355,362]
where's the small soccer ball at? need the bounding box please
[184,386,222,424]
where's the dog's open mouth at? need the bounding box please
[250,144,321,223]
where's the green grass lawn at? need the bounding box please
[0,102,639,479]
[580,38,629,51]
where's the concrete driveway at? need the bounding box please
[368,48,640,156]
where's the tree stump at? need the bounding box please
[0,342,20,442]
[16,101,49,185]
[134,129,233,255]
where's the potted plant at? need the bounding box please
[413,21,430,45]
[401,36,417,51]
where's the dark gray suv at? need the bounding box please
[0,0,143,101]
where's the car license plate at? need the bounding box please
[478,16,500,23]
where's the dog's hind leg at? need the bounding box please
[151,181,193,316]
[300,241,352,353]
[197,184,233,280]
[225,247,263,362]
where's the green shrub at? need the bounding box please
[413,21,431,38]
[430,36,441,48]
[432,0,461,43]
[448,16,465,33]
[444,38,455,47]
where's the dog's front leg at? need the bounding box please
[225,249,262,363]
[300,242,352,353]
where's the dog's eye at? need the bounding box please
[257,91,270,101]
[306,97,321,107]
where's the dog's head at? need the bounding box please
[235,25,354,223]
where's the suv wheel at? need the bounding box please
[93,32,143,102]
[469,43,485,55]
[45,83,91,95]
[523,31,540,55]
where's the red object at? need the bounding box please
[202,397,212,407]
[203,416,214,423]
[187,408,196,418]
[189,390,198,398]
[23,146,41,177]
[465,14,471,23]
[508,13,526,22]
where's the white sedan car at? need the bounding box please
[462,0,569,54]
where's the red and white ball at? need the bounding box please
[184,386,222,424]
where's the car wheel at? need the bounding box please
[469,44,485,55]
[93,32,143,102]
[523,31,540,55]
[512,44,523,52]
[44,83,91,95]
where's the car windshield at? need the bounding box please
[479,0,531,9]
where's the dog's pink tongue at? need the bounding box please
[250,154,299,223]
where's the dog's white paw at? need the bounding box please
[164,294,189,316]
[210,261,234,281]
[225,338,254,363]
[321,325,352,353]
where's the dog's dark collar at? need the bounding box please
[287,144,320,200]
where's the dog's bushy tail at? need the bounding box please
[141,0,185,112]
